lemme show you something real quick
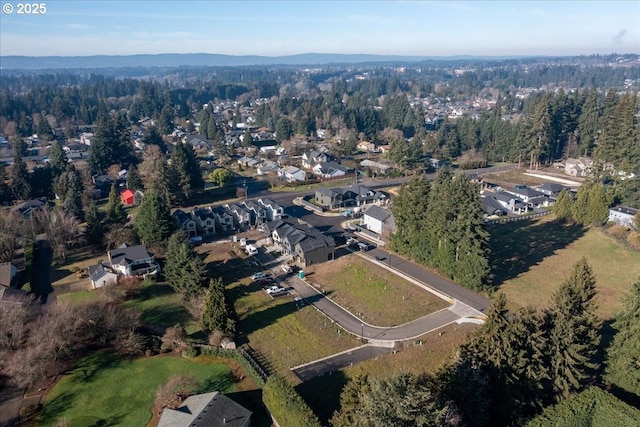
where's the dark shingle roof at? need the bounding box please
[364,205,391,222]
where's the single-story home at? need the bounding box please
[158,391,251,427]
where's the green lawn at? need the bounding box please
[489,216,640,320]
[38,353,236,427]
[308,256,449,326]
[124,281,200,334]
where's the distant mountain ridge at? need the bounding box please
[0,52,524,69]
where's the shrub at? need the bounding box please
[182,346,199,358]
[627,232,640,250]
[606,224,630,239]
[208,330,224,347]
[262,375,322,427]
[161,324,186,352]
[154,374,198,410]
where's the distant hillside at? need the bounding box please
[0,52,506,70]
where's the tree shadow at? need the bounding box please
[139,303,192,328]
[237,300,297,336]
[225,389,273,427]
[296,371,349,426]
[49,267,73,284]
[488,219,586,287]
[207,257,256,285]
[196,373,236,395]
[135,283,175,301]
[68,351,123,384]
[37,390,78,425]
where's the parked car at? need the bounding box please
[265,285,286,295]
[251,272,267,280]
[255,278,275,286]
[281,264,292,273]
[357,242,370,251]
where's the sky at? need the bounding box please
[0,1,638,57]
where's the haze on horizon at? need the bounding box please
[0,0,638,58]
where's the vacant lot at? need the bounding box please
[306,255,448,327]
[38,353,239,427]
[489,216,640,320]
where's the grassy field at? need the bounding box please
[489,216,640,320]
[306,255,449,327]
[297,323,476,424]
[38,353,237,427]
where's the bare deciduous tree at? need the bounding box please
[154,374,199,410]
[0,210,27,263]
[34,207,83,261]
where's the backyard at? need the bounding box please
[37,353,245,427]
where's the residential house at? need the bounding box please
[88,264,118,289]
[534,183,567,197]
[428,158,448,169]
[256,161,279,176]
[11,198,47,218]
[158,391,251,427]
[172,209,198,237]
[279,166,306,183]
[504,186,551,208]
[608,206,638,228]
[241,200,267,226]
[302,150,331,169]
[257,198,284,221]
[480,196,508,218]
[362,205,394,235]
[293,231,336,266]
[357,141,378,153]
[80,132,94,146]
[565,157,594,177]
[106,244,160,278]
[313,161,349,178]
[0,262,18,288]
[192,207,216,235]
[315,187,345,210]
[486,191,528,214]
[226,204,252,229]
[360,159,391,174]
[184,135,211,151]
[210,206,234,232]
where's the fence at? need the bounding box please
[484,210,551,225]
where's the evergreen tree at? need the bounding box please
[142,125,166,153]
[241,129,253,147]
[548,258,600,400]
[330,374,370,427]
[63,187,84,221]
[553,189,574,222]
[200,277,233,333]
[170,141,204,203]
[164,232,208,298]
[571,184,591,226]
[126,166,143,191]
[586,183,611,225]
[48,140,68,177]
[89,112,133,174]
[133,191,175,247]
[10,148,31,201]
[390,176,431,261]
[84,200,105,246]
[577,89,599,156]
[105,184,127,226]
[605,278,640,397]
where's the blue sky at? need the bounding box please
[0,1,638,57]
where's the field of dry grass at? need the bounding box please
[489,216,640,320]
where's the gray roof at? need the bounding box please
[158,391,251,427]
[0,287,29,304]
[506,186,545,198]
[257,198,282,210]
[536,183,566,193]
[610,206,639,216]
[364,205,391,222]
[108,244,152,266]
[172,209,194,226]
[192,207,214,221]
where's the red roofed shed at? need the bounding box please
[121,189,135,205]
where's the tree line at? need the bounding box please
[331,259,640,427]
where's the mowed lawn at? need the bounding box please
[307,255,449,327]
[38,353,236,427]
[490,216,640,320]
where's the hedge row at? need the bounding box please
[262,375,322,427]
[526,387,640,427]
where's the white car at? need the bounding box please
[265,285,286,295]
[251,272,267,280]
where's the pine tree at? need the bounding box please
[200,278,232,333]
[126,166,143,191]
[553,189,574,222]
[577,88,599,156]
[330,374,370,427]
[586,183,611,225]
[142,125,166,153]
[390,176,431,261]
[605,279,640,397]
[133,191,175,247]
[48,140,68,177]
[548,258,600,400]
[170,141,203,203]
[10,148,31,201]
[89,112,133,174]
[571,184,591,226]
[165,232,208,299]
[84,200,105,246]
[105,184,127,226]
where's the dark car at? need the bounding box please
[255,278,275,286]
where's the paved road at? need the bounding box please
[292,345,393,381]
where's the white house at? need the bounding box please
[80,132,94,146]
[280,166,306,183]
[312,161,348,178]
[107,244,159,277]
[565,157,594,177]
[362,205,393,235]
[258,198,285,221]
[88,264,118,289]
[608,206,638,228]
